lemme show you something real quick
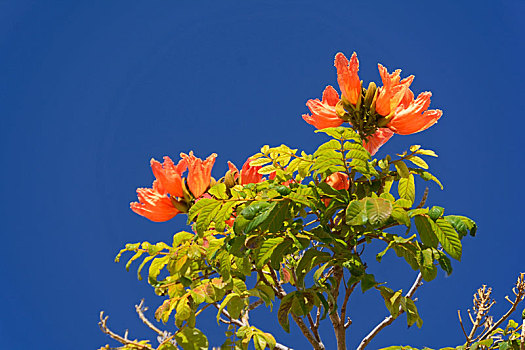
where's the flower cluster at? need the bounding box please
[302,52,442,155]
[130,152,217,222]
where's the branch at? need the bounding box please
[98,311,154,350]
[341,282,358,328]
[135,300,164,337]
[213,303,294,350]
[292,314,326,350]
[478,273,525,341]
[357,272,423,350]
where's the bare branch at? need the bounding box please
[135,300,164,337]
[478,273,525,342]
[357,272,423,350]
[457,310,469,342]
[98,311,154,350]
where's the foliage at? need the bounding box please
[97,51,523,350]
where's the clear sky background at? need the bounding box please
[1,1,523,349]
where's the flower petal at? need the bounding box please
[335,52,361,105]
[363,128,395,156]
[131,187,179,222]
[181,151,217,198]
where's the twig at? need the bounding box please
[213,303,293,350]
[478,273,525,341]
[520,319,525,350]
[292,314,326,350]
[357,272,423,350]
[458,310,469,342]
[135,300,164,337]
[98,311,154,350]
[416,187,429,208]
[341,282,358,328]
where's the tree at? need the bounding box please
[98,52,524,350]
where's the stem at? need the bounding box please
[357,273,423,350]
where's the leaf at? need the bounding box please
[419,248,437,281]
[269,238,292,270]
[296,249,332,287]
[188,198,218,222]
[148,255,170,284]
[227,295,244,320]
[407,156,429,169]
[445,215,477,237]
[346,199,368,225]
[395,161,410,178]
[256,237,285,268]
[366,198,392,227]
[125,251,144,272]
[414,215,438,248]
[428,206,444,221]
[391,208,410,226]
[137,255,154,280]
[277,293,295,332]
[245,202,277,233]
[416,148,438,157]
[195,201,222,235]
[398,174,415,204]
[176,296,192,321]
[174,327,208,350]
[208,183,228,199]
[361,273,377,292]
[216,293,239,324]
[433,218,462,261]
[172,231,195,247]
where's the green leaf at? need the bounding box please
[172,231,195,247]
[227,295,244,320]
[395,161,410,178]
[125,251,144,272]
[216,293,239,324]
[346,199,368,225]
[391,208,411,226]
[148,255,170,284]
[269,238,293,270]
[277,293,295,332]
[428,206,444,221]
[137,255,154,280]
[414,215,438,248]
[398,174,415,204]
[445,215,477,238]
[176,296,192,321]
[366,198,392,227]
[416,148,438,157]
[208,183,228,199]
[419,248,437,281]
[174,327,209,350]
[433,218,462,261]
[407,156,429,169]
[256,237,285,269]
[296,249,332,287]
[361,273,377,292]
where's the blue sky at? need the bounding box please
[0,1,523,349]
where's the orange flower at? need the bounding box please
[334,52,361,105]
[302,85,343,129]
[363,128,395,156]
[150,156,187,197]
[180,151,217,198]
[323,172,349,206]
[375,64,442,135]
[130,181,179,222]
[386,92,442,135]
[375,64,414,117]
[325,172,349,191]
[227,158,263,185]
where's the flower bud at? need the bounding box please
[181,179,193,202]
[224,170,238,188]
[170,197,189,213]
[364,82,377,108]
[335,101,351,121]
